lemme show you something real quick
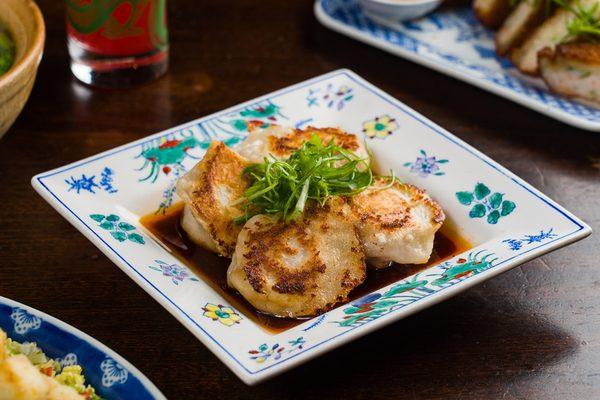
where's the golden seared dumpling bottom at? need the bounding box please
[351,179,445,269]
[227,199,367,318]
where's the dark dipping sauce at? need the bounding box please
[141,203,472,333]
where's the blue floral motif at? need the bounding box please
[503,228,558,251]
[404,9,491,42]
[66,174,100,194]
[306,83,354,110]
[56,353,78,368]
[149,260,199,285]
[66,167,118,195]
[99,168,118,194]
[473,45,513,69]
[100,357,128,388]
[10,308,42,334]
[403,150,448,177]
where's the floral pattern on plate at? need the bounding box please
[202,303,242,326]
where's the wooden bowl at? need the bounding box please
[0,0,45,139]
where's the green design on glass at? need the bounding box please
[456,183,516,224]
[0,23,15,76]
[90,214,145,244]
[66,0,168,49]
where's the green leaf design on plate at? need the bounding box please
[118,222,136,231]
[501,200,516,216]
[110,231,127,242]
[99,221,114,230]
[127,233,145,244]
[487,210,500,224]
[90,214,105,222]
[231,119,247,131]
[469,204,486,218]
[474,183,491,200]
[372,300,398,309]
[105,214,120,222]
[456,191,474,205]
[489,192,503,209]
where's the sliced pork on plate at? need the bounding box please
[495,0,547,55]
[176,141,249,257]
[510,0,599,75]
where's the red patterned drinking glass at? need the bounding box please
[66,0,169,88]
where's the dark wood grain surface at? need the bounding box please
[1,1,599,399]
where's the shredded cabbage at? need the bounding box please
[4,336,102,399]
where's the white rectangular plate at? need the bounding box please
[32,70,591,385]
[315,0,600,132]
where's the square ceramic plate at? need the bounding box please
[32,70,591,385]
[315,0,600,132]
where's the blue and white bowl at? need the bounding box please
[358,0,442,25]
[0,296,166,399]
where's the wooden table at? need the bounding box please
[1,1,599,398]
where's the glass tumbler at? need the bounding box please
[66,0,169,88]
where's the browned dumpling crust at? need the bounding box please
[349,178,445,269]
[176,141,249,257]
[227,198,367,318]
[235,125,370,163]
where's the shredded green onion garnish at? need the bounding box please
[233,134,392,224]
[554,0,600,42]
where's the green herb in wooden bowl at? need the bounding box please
[0,22,15,76]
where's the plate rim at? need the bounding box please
[0,296,167,399]
[314,0,600,132]
[31,69,592,385]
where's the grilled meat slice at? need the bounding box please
[495,0,546,55]
[539,42,600,107]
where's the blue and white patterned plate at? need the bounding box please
[32,70,591,385]
[0,296,165,399]
[315,0,600,131]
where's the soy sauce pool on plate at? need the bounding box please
[141,203,472,333]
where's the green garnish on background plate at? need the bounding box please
[233,134,385,224]
[0,22,15,76]
[554,0,600,42]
